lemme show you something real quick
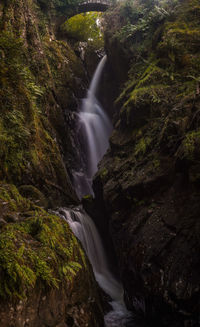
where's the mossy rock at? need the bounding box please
[19,185,48,209]
[0,183,86,300]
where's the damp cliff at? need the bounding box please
[0,0,104,325]
[93,0,200,326]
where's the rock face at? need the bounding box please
[0,183,104,327]
[93,1,200,326]
[0,277,103,327]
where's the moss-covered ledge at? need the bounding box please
[0,183,104,327]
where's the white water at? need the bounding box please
[59,206,133,327]
[68,56,134,325]
[73,55,112,199]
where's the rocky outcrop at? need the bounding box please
[0,277,103,327]
[93,1,200,326]
[0,183,104,327]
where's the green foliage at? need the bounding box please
[182,130,200,160]
[0,183,31,212]
[62,12,103,46]
[0,30,43,181]
[0,184,85,299]
[134,136,152,156]
[0,24,78,194]
[0,0,93,301]
[105,0,200,178]
[113,0,200,113]
[100,168,108,178]
[106,0,180,47]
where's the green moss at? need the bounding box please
[82,194,93,202]
[61,12,104,46]
[0,183,31,212]
[100,168,108,178]
[152,159,160,169]
[19,185,48,208]
[0,1,84,204]
[182,130,200,159]
[0,183,86,299]
[134,137,152,156]
[114,0,200,116]
[108,0,200,180]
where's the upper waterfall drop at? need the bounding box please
[73,55,112,199]
[86,55,108,105]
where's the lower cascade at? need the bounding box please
[58,206,133,326]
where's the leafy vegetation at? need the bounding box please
[62,12,104,48]
[0,183,86,299]
[0,0,86,205]
[102,0,200,187]
[0,0,90,300]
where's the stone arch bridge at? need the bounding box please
[54,0,111,31]
[77,0,110,15]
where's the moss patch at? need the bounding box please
[0,183,85,299]
[105,0,200,170]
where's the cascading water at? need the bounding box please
[59,206,133,327]
[73,55,112,199]
[60,56,135,325]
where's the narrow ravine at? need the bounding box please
[1,1,199,326]
[60,56,134,325]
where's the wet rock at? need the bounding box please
[95,155,200,326]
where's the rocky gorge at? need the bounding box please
[0,0,200,326]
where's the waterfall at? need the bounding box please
[62,56,134,326]
[59,206,133,327]
[73,55,112,199]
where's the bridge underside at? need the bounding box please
[77,2,109,14]
[55,2,109,29]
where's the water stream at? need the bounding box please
[62,56,133,325]
[72,55,112,199]
[59,206,133,327]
